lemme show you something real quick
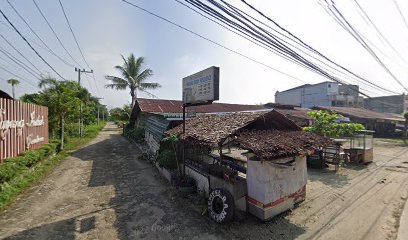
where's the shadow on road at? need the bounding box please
[307,168,351,188]
[4,216,96,240]
[5,127,307,239]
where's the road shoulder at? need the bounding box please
[398,198,408,240]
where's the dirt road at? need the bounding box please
[0,123,407,240]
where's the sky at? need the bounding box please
[0,0,408,109]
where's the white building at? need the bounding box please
[275,82,363,108]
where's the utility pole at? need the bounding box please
[102,106,105,122]
[75,67,93,137]
[96,98,104,125]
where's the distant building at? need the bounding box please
[363,94,408,114]
[275,82,363,108]
[313,106,405,136]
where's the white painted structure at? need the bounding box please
[275,82,362,108]
[247,156,307,220]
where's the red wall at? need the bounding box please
[0,98,49,163]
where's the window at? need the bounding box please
[328,84,331,88]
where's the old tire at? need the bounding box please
[208,188,234,224]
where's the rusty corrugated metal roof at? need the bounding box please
[136,98,266,114]
[237,130,332,160]
[314,106,405,122]
[165,110,302,144]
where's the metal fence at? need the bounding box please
[0,98,49,163]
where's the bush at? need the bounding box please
[83,122,106,138]
[304,110,365,137]
[124,126,145,143]
[157,149,178,170]
[0,141,60,185]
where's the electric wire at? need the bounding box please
[237,0,403,94]
[0,46,41,79]
[392,0,408,31]
[0,8,66,80]
[58,0,91,69]
[0,64,38,89]
[58,0,101,95]
[32,0,84,68]
[183,0,395,95]
[351,0,408,64]
[187,0,390,97]
[184,0,408,108]
[5,0,75,68]
[120,0,308,84]
[0,33,42,76]
[320,0,408,92]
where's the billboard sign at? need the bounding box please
[182,66,219,105]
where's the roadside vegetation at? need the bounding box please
[0,122,106,210]
[105,53,161,128]
[21,76,108,150]
[0,75,108,210]
[109,104,132,127]
[304,110,365,137]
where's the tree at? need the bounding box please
[304,110,365,137]
[109,104,132,122]
[37,77,81,150]
[7,79,20,99]
[105,53,160,107]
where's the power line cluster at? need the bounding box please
[319,0,408,92]
[0,0,101,97]
[178,0,405,99]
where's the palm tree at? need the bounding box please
[7,79,20,99]
[105,54,160,107]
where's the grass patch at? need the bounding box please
[0,122,106,210]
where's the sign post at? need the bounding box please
[181,66,220,177]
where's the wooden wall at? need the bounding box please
[0,98,49,163]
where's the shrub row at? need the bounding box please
[0,140,61,185]
[123,125,145,143]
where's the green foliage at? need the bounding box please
[83,122,107,138]
[105,53,160,107]
[157,140,179,170]
[109,104,132,123]
[7,79,20,86]
[124,126,145,143]
[304,110,365,137]
[157,149,178,170]
[0,122,104,210]
[20,77,106,144]
[0,142,60,185]
[403,111,408,119]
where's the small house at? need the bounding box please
[131,98,267,152]
[166,110,330,222]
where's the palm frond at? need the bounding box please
[139,82,161,91]
[136,69,153,84]
[7,79,20,85]
[114,65,130,80]
[104,75,128,90]
[134,57,144,79]
[38,77,57,88]
[105,83,127,90]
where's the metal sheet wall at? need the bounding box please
[0,98,49,163]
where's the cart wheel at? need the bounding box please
[208,188,234,224]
